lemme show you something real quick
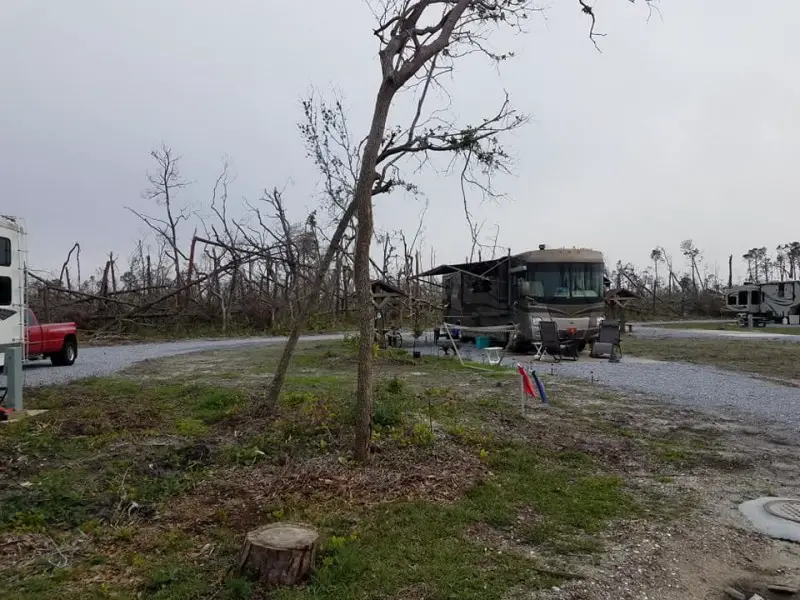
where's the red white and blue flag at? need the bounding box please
[516,364,548,404]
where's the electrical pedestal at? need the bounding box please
[2,345,23,411]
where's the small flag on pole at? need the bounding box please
[530,370,548,404]
[516,364,537,398]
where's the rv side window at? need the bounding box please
[0,276,11,306]
[0,237,11,267]
[738,291,748,304]
[778,283,785,297]
[727,294,737,305]
[751,290,761,304]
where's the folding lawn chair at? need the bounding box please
[538,320,579,362]
[590,320,622,361]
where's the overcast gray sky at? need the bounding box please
[2,0,798,283]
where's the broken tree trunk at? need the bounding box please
[237,522,319,586]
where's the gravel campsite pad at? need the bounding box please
[545,357,800,429]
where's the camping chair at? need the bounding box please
[590,320,622,361]
[538,320,579,362]
[436,324,461,356]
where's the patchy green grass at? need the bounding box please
[0,379,248,539]
[623,336,800,381]
[0,341,714,600]
[273,444,631,600]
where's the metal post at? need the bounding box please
[5,346,23,411]
[609,342,620,363]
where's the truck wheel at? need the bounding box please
[51,338,78,367]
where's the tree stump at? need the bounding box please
[237,522,319,586]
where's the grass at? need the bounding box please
[623,335,800,381]
[0,340,712,600]
[0,379,243,536]
[275,445,630,600]
[658,321,800,335]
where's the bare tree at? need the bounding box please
[347,0,542,462]
[743,248,757,282]
[679,239,702,294]
[347,0,653,462]
[127,144,191,287]
[260,70,526,428]
[788,242,800,279]
[759,246,771,282]
[742,246,769,283]
[258,93,405,416]
[200,159,241,330]
[727,254,733,288]
[57,242,82,291]
[650,247,662,313]
[27,130,449,338]
[776,245,789,282]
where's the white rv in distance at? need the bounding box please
[0,215,27,369]
[723,280,800,324]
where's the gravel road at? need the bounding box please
[2,334,343,388]
[3,324,800,431]
[632,323,800,343]
[420,324,800,430]
[541,356,800,429]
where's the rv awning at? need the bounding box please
[370,279,406,297]
[415,257,509,280]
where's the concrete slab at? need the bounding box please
[739,497,800,542]
[0,408,48,424]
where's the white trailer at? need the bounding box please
[723,280,800,324]
[0,215,27,369]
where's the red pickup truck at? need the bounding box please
[25,308,78,366]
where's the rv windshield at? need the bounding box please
[516,262,604,304]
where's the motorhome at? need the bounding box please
[0,215,27,369]
[723,280,800,324]
[419,246,607,351]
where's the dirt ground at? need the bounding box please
[3,342,800,600]
[138,346,800,599]
[525,384,800,600]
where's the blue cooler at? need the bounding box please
[475,336,490,349]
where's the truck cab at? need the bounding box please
[25,308,78,366]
